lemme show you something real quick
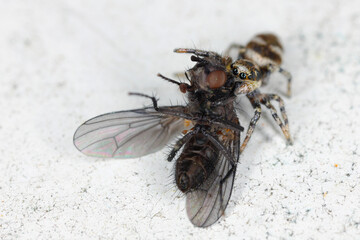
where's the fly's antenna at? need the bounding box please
[157,73,191,94]
[173,71,191,83]
[157,73,182,86]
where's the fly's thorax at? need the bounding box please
[244,33,283,67]
[175,133,218,192]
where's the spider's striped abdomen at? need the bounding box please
[244,33,283,67]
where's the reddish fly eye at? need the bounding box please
[206,70,227,89]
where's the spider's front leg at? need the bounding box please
[257,93,293,145]
[240,93,262,153]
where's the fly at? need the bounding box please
[73,33,292,227]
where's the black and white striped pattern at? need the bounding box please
[244,33,283,67]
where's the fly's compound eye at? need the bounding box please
[206,70,227,89]
[239,72,247,79]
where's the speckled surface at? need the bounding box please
[1,0,360,239]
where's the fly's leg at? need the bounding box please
[168,125,239,163]
[221,166,236,185]
[205,116,244,133]
[129,92,244,133]
[129,92,193,120]
[219,159,237,215]
[174,48,221,59]
[202,127,240,216]
[167,130,198,162]
[200,129,236,166]
[240,95,262,153]
[259,94,293,144]
[267,64,292,97]
[128,92,160,110]
[200,128,237,216]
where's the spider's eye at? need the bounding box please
[232,68,238,75]
[239,72,247,79]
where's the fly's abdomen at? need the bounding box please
[175,133,218,192]
[244,33,283,67]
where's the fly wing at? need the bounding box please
[185,130,240,227]
[73,107,186,158]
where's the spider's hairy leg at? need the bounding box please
[224,43,246,58]
[259,94,293,145]
[265,94,290,132]
[240,94,262,153]
[279,68,292,97]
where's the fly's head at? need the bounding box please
[188,57,230,94]
[174,48,236,102]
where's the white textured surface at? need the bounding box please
[1,0,360,239]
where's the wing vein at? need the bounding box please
[75,118,161,140]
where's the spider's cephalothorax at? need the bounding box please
[227,33,292,96]
[228,59,262,95]
[225,33,293,151]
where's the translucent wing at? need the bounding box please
[186,129,240,227]
[73,107,186,158]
